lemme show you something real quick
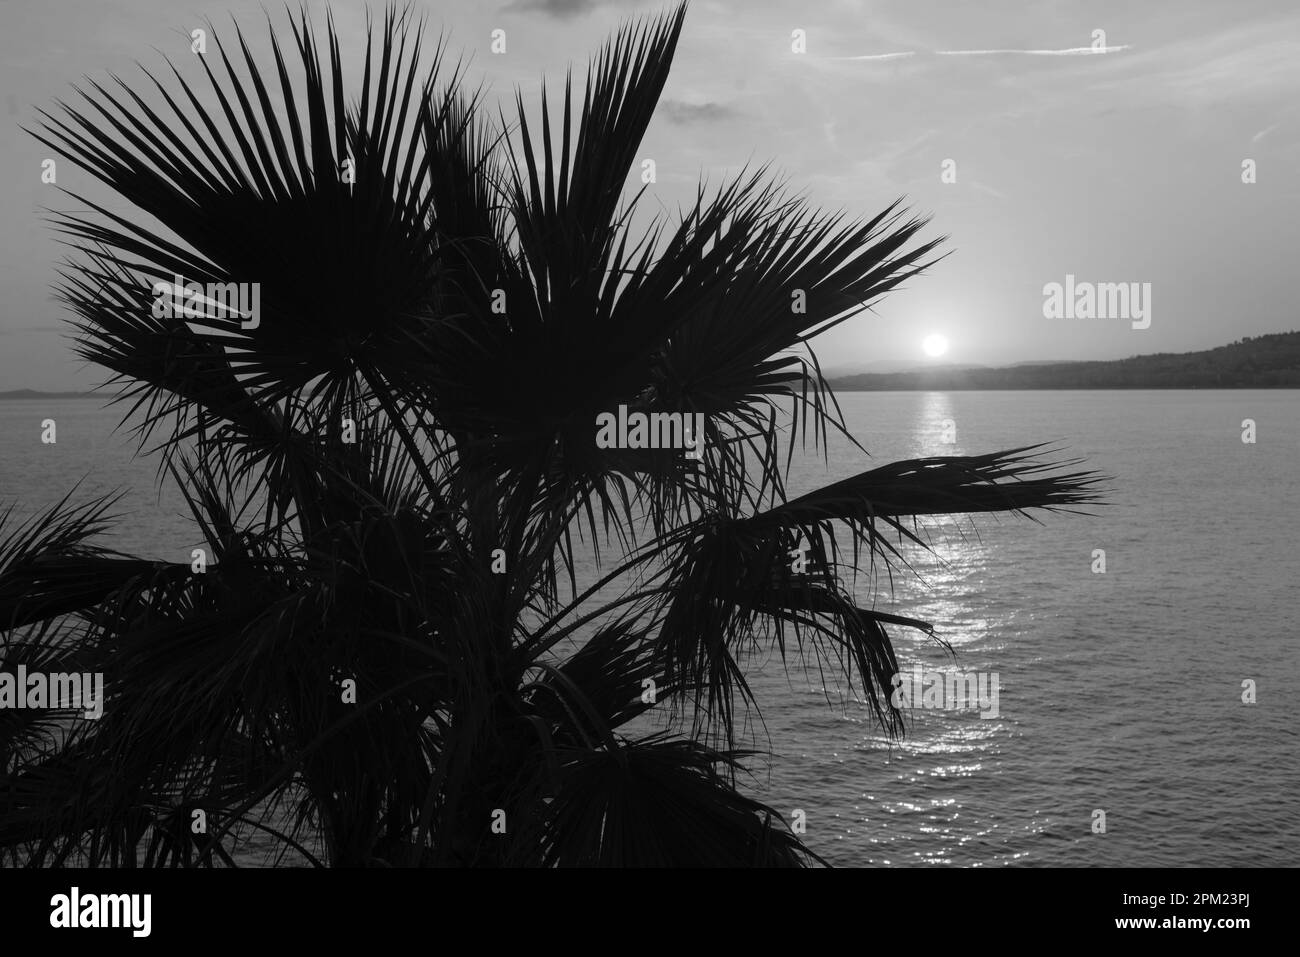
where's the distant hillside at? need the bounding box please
[831,332,1300,390]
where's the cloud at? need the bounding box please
[833,46,1131,61]
[935,45,1132,56]
[658,99,741,125]
[832,52,916,62]
[1251,122,1281,143]
[505,0,601,19]
[970,181,1009,200]
[1082,33,1300,107]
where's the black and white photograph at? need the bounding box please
[0,0,1293,938]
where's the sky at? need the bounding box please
[1,0,1298,388]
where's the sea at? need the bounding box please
[2,390,1297,867]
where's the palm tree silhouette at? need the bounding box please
[1,4,1099,866]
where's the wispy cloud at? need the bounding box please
[1252,122,1281,143]
[1083,35,1299,107]
[833,45,1131,61]
[935,45,1131,56]
[970,181,1009,200]
[832,52,916,62]
[504,0,600,20]
[659,99,741,124]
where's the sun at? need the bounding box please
[922,333,949,358]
